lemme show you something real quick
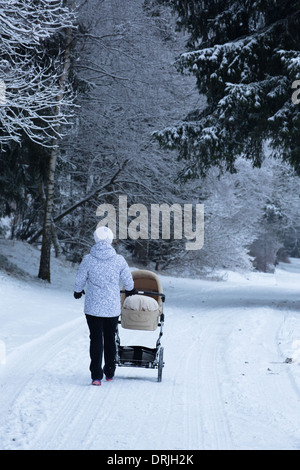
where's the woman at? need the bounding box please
[74,226,135,386]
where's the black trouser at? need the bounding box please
[85,314,119,380]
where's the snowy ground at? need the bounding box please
[0,239,300,450]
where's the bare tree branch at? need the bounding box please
[0,0,77,148]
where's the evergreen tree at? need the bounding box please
[154,0,300,177]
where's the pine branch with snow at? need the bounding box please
[153,0,300,176]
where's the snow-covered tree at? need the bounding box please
[45,0,200,264]
[0,0,78,281]
[0,0,76,148]
[249,154,300,271]
[153,0,300,177]
[159,153,300,276]
[38,21,76,282]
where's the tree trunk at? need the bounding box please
[29,164,127,245]
[51,219,63,258]
[38,146,57,280]
[38,28,72,282]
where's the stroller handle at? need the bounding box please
[120,289,165,303]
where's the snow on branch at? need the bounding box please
[0,0,75,45]
[0,0,77,148]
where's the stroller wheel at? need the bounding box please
[157,347,164,382]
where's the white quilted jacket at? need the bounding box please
[74,241,134,317]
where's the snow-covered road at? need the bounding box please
[0,241,300,450]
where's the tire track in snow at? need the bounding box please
[0,317,83,404]
[276,312,300,403]
[0,318,85,449]
[33,383,114,450]
[221,308,300,449]
[251,310,300,447]
[152,312,204,450]
[29,326,115,450]
[34,330,165,450]
[181,310,234,450]
[152,308,234,450]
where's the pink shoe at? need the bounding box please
[103,367,114,381]
[92,379,101,386]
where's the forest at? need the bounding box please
[0,0,299,282]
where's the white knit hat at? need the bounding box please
[94,226,114,244]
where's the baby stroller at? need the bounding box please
[116,269,165,382]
